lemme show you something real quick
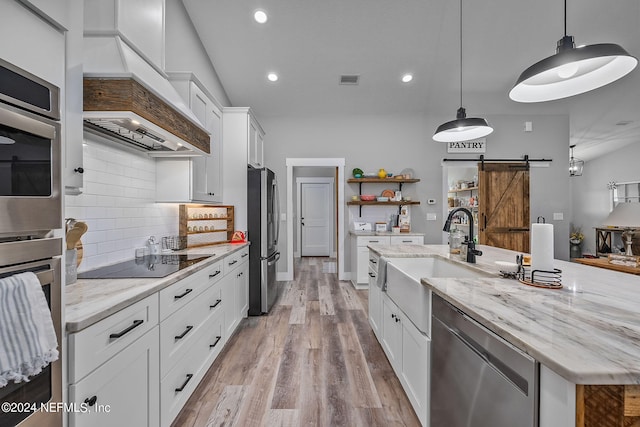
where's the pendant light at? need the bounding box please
[433,0,493,143]
[509,0,637,103]
[569,144,584,176]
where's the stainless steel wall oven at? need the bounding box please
[0,58,62,427]
[0,58,61,239]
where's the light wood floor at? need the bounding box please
[172,257,420,427]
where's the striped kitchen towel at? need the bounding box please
[0,272,59,387]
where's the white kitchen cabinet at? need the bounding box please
[380,292,430,426]
[351,234,424,288]
[67,293,160,427]
[368,251,382,340]
[236,259,249,320]
[381,293,403,371]
[248,115,265,167]
[69,327,159,427]
[221,247,249,336]
[158,74,223,203]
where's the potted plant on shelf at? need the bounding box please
[570,226,584,245]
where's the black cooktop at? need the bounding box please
[77,254,209,279]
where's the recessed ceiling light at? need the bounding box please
[401,73,413,83]
[254,9,268,24]
[267,73,279,82]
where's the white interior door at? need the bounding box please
[301,182,332,256]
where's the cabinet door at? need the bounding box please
[221,274,237,337]
[236,262,249,319]
[69,327,159,427]
[248,118,259,167]
[255,128,264,168]
[205,103,223,202]
[400,315,430,426]
[356,246,371,284]
[368,268,382,339]
[381,295,402,372]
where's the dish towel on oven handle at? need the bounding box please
[0,272,59,387]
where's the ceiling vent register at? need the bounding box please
[339,75,360,85]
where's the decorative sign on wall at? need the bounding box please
[447,138,486,153]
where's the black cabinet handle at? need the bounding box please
[174,288,193,299]
[391,313,396,319]
[209,336,222,348]
[370,240,380,243]
[402,240,412,243]
[368,272,376,278]
[74,167,84,174]
[241,253,248,258]
[175,374,193,392]
[208,192,215,196]
[395,317,401,323]
[109,319,143,339]
[209,270,221,278]
[369,259,377,264]
[228,260,238,266]
[210,299,222,309]
[84,396,97,406]
[175,325,194,340]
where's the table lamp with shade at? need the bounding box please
[603,203,640,256]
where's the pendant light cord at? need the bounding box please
[564,0,567,36]
[459,0,463,108]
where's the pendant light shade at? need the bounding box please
[510,3,637,103]
[433,108,493,142]
[433,0,493,143]
[569,144,584,177]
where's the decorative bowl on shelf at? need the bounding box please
[354,173,362,178]
[360,194,376,201]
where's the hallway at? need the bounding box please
[172,257,420,426]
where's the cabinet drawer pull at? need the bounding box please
[369,259,377,264]
[395,317,401,323]
[368,272,376,278]
[109,319,143,339]
[209,270,221,278]
[174,288,193,299]
[228,259,238,266]
[241,253,248,258]
[84,396,97,407]
[402,240,412,243]
[175,325,194,340]
[210,299,222,309]
[209,336,222,348]
[369,240,380,243]
[391,313,396,319]
[175,374,193,392]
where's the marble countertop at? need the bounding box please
[349,230,424,236]
[65,243,249,332]
[370,244,640,385]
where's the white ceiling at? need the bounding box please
[182,0,640,161]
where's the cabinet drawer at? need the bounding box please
[358,236,390,246]
[159,260,221,321]
[68,293,159,384]
[368,251,380,274]
[390,235,423,245]
[223,248,248,275]
[160,281,223,376]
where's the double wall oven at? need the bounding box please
[0,58,63,427]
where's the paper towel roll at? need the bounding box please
[531,223,554,273]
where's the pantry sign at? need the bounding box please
[447,138,486,153]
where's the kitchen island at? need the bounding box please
[369,244,640,427]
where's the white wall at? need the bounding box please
[164,0,231,107]
[65,136,179,272]
[571,142,640,255]
[262,112,571,274]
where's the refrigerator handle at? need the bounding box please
[267,252,281,266]
[273,177,281,246]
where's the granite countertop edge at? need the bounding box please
[65,243,249,332]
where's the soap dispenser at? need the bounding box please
[147,236,160,255]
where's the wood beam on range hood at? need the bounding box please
[83,78,210,154]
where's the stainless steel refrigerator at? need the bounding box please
[247,166,280,315]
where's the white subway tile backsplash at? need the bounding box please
[65,138,179,272]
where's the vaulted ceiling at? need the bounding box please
[182,0,640,161]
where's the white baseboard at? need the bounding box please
[277,271,293,281]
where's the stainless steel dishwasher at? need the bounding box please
[431,294,538,427]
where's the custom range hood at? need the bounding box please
[83,36,209,156]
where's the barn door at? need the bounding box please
[478,163,530,252]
